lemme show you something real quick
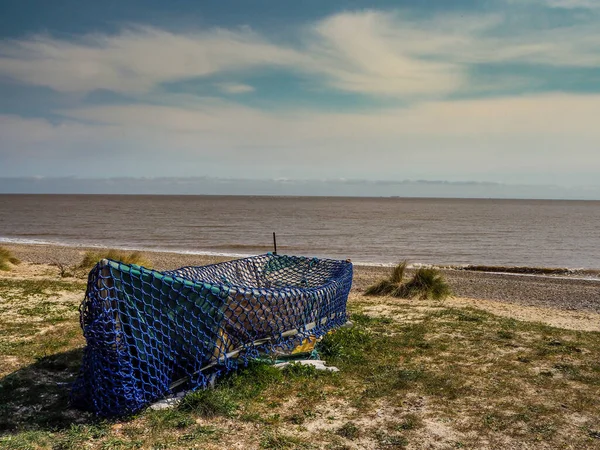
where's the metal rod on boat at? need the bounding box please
[273,232,277,255]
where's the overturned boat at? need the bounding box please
[71,253,353,416]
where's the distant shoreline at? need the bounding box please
[2,192,600,202]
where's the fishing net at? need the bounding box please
[70,253,353,417]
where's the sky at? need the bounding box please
[1,0,599,198]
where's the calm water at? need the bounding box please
[1,195,599,268]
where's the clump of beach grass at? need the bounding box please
[79,249,150,271]
[365,261,451,300]
[56,249,151,278]
[0,247,21,271]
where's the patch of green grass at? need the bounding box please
[395,414,423,431]
[229,361,285,396]
[0,431,53,450]
[361,364,465,402]
[373,429,408,447]
[146,408,195,430]
[535,338,583,357]
[351,312,393,327]
[260,430,312,449]
[0,247,20,271]
[99,437,143,450]
[178,425,220,442]
[318,326,372,364]
[177,361,308,419]
[365,262,451,300]
[0,322,82,360]
[481,403,558,439]
[434,308,486,323]
[282,362,322,380]
[0,278,86,302]
[51,423,109,450]
[496,330,515,340]
[336,422,360,440]
[396,322,431,350]
[178,388,239,418]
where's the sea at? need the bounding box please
[0,194,599,269]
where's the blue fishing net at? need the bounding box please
[70,253,353,417]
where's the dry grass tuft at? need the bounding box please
[79,250,150,270]
[0,247,20,271]
[365,261,451,300]
[53,249,151,278]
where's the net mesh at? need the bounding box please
[70,253,353,417]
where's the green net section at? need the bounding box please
[70,253,353,416]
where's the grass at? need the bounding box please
[54,250,151,278]
[0,247,20,271]
[2,269,600,448]
[0,278,85,299]
[78,249,150,270]
[365,261,452,300]
[336,422,359,440]
[364,260,408,296]
[178,388,239,418]
[78,250,150,271]
[259,430,312,449]
[0,278,86,368]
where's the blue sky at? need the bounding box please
[1,0,600,197]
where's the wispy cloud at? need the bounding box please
[54,93,600,137]
[1,9,598,98]
[542,0,600,9]
[303,11,464,96]
[0,27,301,94]
[216,82,255,94]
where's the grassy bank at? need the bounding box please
[1,273,600,449]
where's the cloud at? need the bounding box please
[3,92,599,186]
[507,0,600,9]
[542,0,600,8]
[0,14,462,97]
[303,11,464,96]
[0,27,302,94]
[1,9,598,98]
[216,83,255,94]
[56,92,600,137]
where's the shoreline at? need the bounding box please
[2,242,600,317]
[1,239,599,279]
